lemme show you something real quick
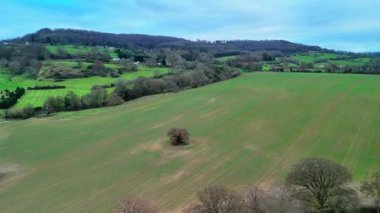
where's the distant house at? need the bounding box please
[133,61,140,65]
[112,57,120,62]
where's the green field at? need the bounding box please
[0,66,169,108]
[0,72,379,212]
[291,53,343,63]
[330,57,371,66]
[45,45,118,58]
[216,55,237,62]
[291,53,371,67]
[0,72,15,90]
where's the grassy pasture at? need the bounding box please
[0,72,379,212]
[291,53,371,67]
[291,53,343,63]
[330,57,371,66]
[45,45,118,58]
[0,72,16,90]
[0,66,169,108]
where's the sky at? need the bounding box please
[0,0,379,52]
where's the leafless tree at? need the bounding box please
[243,187,302,213]
[113,197,158,213]
[196,185,244,213]
[285,158,357,212]
[359,173,380,213]
[243,187,266,213]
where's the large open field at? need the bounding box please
[0,72,379,212]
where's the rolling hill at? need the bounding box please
[7,28,325,54]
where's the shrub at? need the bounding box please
[107,93,124,106]
[359,173,380,212]
[167,128,190,146]
[64,91,82,111]
[4,104,39,120]
[44,96,65,115]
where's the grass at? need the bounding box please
[45,45,118,58]
[216,55,237,62]
[0,71,17,90]
[330,58,371,66]
[291,53,343,63]
[0,72,379,212]
[291,53,371,67]
[0,66,170,108]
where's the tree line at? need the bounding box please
[12,28,185,50]
[113,158,380,213]
[225,52,380,74]
[27,85,66,90]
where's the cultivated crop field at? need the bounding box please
[0,72,379,212]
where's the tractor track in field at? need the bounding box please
[342,104,373,171]
[257,79,366,183]
[256,82,358,184]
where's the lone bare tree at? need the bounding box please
[113,197,158,213]
[359,173,380,213]
[285,158,358,212]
